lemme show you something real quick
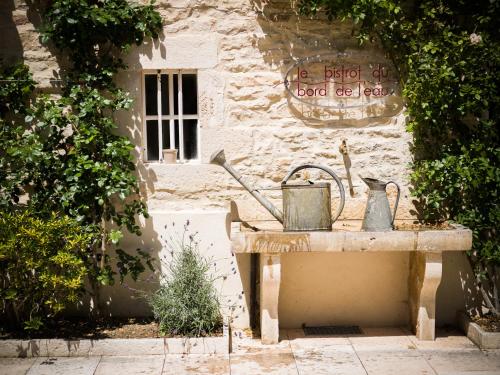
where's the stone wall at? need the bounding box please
[0,1,62,88]
[0,0,415,217]
[116,0,414,220]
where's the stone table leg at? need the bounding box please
[260,254,281,344]
[409,251,443,340]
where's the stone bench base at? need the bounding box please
[232,222,472,344]
[259,251,443,344]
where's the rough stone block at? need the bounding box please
[458,311,500,349]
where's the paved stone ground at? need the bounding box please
[1,327,499,374]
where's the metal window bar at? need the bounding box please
[156,72,162,161]
[142,73,148,161]
[178,73,184,162]
[168,72,175,155]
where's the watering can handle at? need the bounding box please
[282,164,346,224]
[387,181,401,226]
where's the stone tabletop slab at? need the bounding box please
[231,221,472,254]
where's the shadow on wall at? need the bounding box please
[0,0,23,64]
[68,216,162,318]
[112,69,159,198]
[25,0,72,92]
[279,252,411,328]
[1,0,72,92]
[436,251,484,326]
[249,0,403,128]
[73,209,253,326]
[148,213,251,327]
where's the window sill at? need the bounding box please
[142,160,202,166]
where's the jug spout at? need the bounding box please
[210,149,284,223]
[360,176,387,191]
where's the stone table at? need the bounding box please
[231,221,472,344]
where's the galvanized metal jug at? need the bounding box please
[210,149,345,232]
[360,177,400,231]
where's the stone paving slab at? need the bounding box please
[45,339,92,357]
[0,357,37,375]
[0,340,50,358]
[89,338,165,356]
[293,345,366,375]
[357,351,435,375]
[162,354,229,374]
[1,328,499,375]
[230,352,297,375]
[26,356,100,375]
[0,336,228,357]
[287,328,352,350]
[94,355,164,375]
[407,328,480,351]
[231,329,291,354]
[348,327,417,352]
[423,350,500,374]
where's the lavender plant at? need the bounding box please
[149,226,222,336]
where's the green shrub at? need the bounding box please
[149,234,222,337]
[0,211,94,330]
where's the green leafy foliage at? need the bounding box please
[0,63,36,209]
[0,63,34,117]
[299,0,500,314]
[0,211,94,330]
[41,0,162,86]
[0,0,162,320]
[149,233,222,336]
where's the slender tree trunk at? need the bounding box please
[494,266,500,315]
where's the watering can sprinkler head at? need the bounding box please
[210,149,226,166]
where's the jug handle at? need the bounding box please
[282,164,346,224]
[387,181,401,227]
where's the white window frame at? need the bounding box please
[142,69,200,163]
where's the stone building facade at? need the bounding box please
[1,0,474,330]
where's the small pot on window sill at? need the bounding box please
[162,149,177,164]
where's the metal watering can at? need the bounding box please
[360,177,400,231]
[210,149,345,232]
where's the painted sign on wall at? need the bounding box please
[284,55,399,110]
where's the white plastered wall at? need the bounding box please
[100,211,251,328]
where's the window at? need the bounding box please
[143,70,199,162]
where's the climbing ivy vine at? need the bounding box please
[298,0,500,315]
[0,0,162,323]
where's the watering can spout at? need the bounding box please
[209,149,227,166]
[210,149,284,223]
